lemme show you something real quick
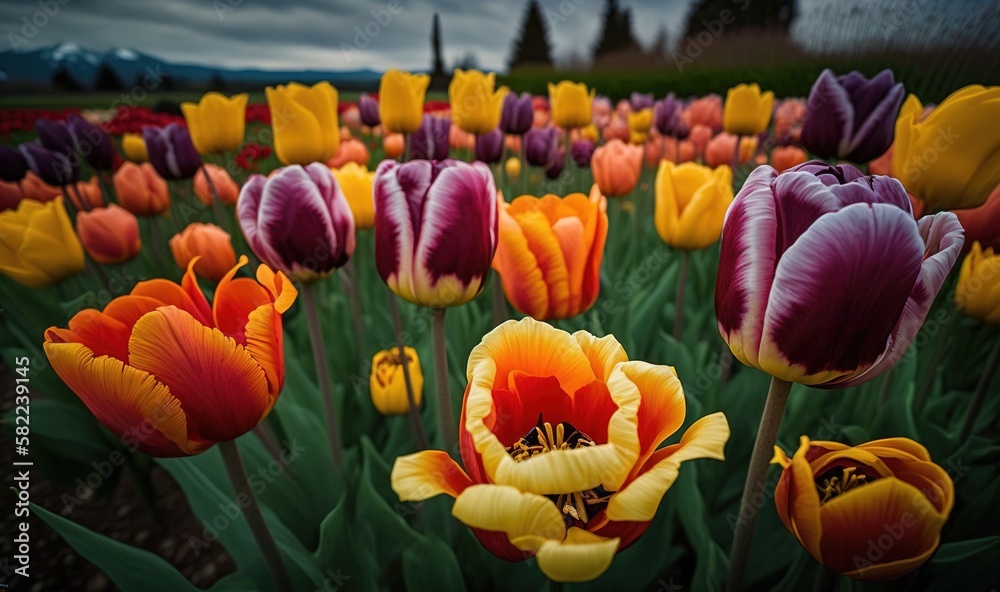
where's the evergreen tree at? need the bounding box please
[684,0,798,38]
[431,13,445,76]
[649,24,670,61]
[593,0,640,59]
[52,65,83,92]
[508,0,553,70]
[93,62,124,92]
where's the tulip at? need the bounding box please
[654,161,733,251]
[0,197,84,288]
[474,128,504,164]
[121,132,149,162]
[801,69,904,163]
[524,126,559,168]
[493,186,607,320]
[383,133,405,159]
[266,81,340,165]
[591,139,642,198]
[654,95,689,139]
[331,162,375,230]
[0,172,60,211]
[773,98,807,145]
[772,436,953,581]
[390,317,730,582]
[373,159,497,307]
[545,148,567,179]
[500,91,534,135]
[571,139,595,168]
[327,138,370,169]
[627,108,653,137]
[35,118,75,157]
[19,143,77,186]
[66,114,116,171]
[409,115,451,160]
[358,92,381,128]
[69,178,104,210]
[630,91,655,111]
[771,145,808,172]
[238,163,355,283]
[592,95,612,128]
[449,69,508,135]
[602,117,630,143]
[504,157,521,178]
[0,145,29,183]
[370,346,423,415]
[142,124,202,180]
[193,163,239,206]
[44,255,296,455]
[548,80,595,129]
[76,203,141,264]
[911,183,1000,254]
[684,94,723,133]
[688,124,713,158]
[379,69,430,134]
[723,83,774,136]
[168,223,236,281]
[956,242,1000,325]
[704,133,756,168]
[181,92,249,155]
[893,85,1000,210]
[114,162,170,216]
[717,161,964,387]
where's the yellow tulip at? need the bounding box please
[655,161,733,250]
[504,156,521,178]
[266,81,340,165]
[723,83,774,136]
[956,241,1000,325]
[893,86,1000,210]
[449,69,508,135]
[379,69,430,134]
[0,197,84,288]
[331,162,375,230]
[370,346,423,415]
[181,92,249,155]
[628,108,653,135]
[548,80,595,129]
[121,132,148,162]
[581,123,599,142]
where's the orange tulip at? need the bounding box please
[449,124,476,151]
[169,222,237,281]
[771,146,808,172]
[68,178,104,210]
[0,171,61,210]
[76,204,141,264]
[911,183,1000,253]
[688,124,713,159]
[327,138,370,169]
[591,139,643,198]
[869,146,894,176]
[114,162,170,216]
[493,186,608,320]
[772,436,953,581]
[383,133,405,159]
[192,163,239,207]
[683,95,723,133]
[704,133,757,168]
[644,137,695,168]
[43,256,296,457]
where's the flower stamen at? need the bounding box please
[816,466,870,503]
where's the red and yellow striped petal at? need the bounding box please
[391,450,474,502]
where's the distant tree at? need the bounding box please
[684,0,798,38]
[430,13,448,90]
[593,0,640,59]
[454,51,481,71]
[209,72,228,92]
[52,65,83,92]
[508,0,553,70]
[93,62,124,91]
[649,24,671,60]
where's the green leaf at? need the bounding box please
[402,535,466,592]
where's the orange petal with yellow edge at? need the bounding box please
[390,450,474,501]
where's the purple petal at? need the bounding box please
[257,165,338,276]
[846,79,904,162]
[833,212,965,387]
[374,159,425,292]
[801,69,855,160]
[759,203,925,383]
[772,171,843,257]
[237,173,268,260]
[0,145,28,183]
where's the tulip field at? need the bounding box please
[1,65,1000,592]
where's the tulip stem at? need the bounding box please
[300,281,343,471]
[70,182,92,212]
[491,276,508,327]
[200,165,230,234]
[218,440,293,592]
[389,292,429,450]
[726,375,792,592]
[431,307,455,446]
[343,260,366,366]
[674,250,689,340]
[960,337,1000,443]
[731,134,741,172]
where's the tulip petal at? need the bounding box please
[801,70,855,159]
[606,412,729,522]
[494,201,549,319]
[391,450,474,501]
[774,436,825,560]
[257,166,337,275]
[213,256,271,345]
[245,303,284,402]
[716,166,779,368]
[130,277,214,327]
[452,484,565,553]
[255,264,297,314]
[43,342,195,456]
[758,203,925,384]
[514,208,570,318]
[847,79,904,162]
[374,160,430,302]
[618,362,686,462]
[128,306,270,442]
[45,309,131,362]
[532,527,620,583]
[820,478,947,580]
[572,330,627,382]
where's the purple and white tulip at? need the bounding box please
[358,93,381,128]
[373,159,498,308]
[410,115,451,161]
[19,142,77,186]
[715,160,964,387]
[238,163,356,283]
[499,92,534,136]
[801,69,905,163]
[142,123,203,180]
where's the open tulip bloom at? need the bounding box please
[391,318,729,583]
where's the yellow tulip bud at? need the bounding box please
[266,81,340,165]
[121,132,148,162]
[723,83,774,136]
[956,242,1000,325]
[548,80,595,129]
[654,161,733,250]
[379,69,430,134]
[0,197,84,288]
[181,92,249,155]
[449,69,508,135]
[504,156,521,178]
[628,108,653,135]
[370,346,423,415]
[332,162,375,230]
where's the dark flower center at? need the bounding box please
[814,464,878,504]
[507,414,612,527]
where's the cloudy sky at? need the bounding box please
[0,0,715,70]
